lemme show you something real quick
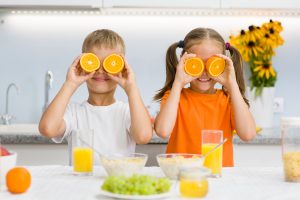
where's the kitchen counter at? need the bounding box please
[0,124,281,145]
[1,165,299,200]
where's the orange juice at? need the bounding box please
[202,144,222,176]
[180,179,208,198]
[73,147,93,173]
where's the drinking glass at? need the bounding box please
[202,130,223,178]
[71,129,94,175]
[281,117,300,182]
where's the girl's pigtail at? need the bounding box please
[226,45,250,107]
[154,42,179,101]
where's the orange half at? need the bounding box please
[80,53,100,73]
[103,54,124,74]
[184,58,204,77]
[206,57,225,77]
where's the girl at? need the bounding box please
[154,28,256,167]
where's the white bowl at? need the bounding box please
[0,151,17,188]
[100,153,148,176]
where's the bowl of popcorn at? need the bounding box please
[157,153,204,180]
[100,153,148,176]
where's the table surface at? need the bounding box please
[0,165,299,200]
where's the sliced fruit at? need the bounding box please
[206,56,225,77]
[103,54,124,74]
[184,57,204,77]
[80,53,100,72]
[0,146,10,156]
[256,127,262,133]
[6,167,31,194]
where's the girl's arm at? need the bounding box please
[39,55,95,138]
[214,54,256,141]
[154,53,197,139]
[107,57,153,144]
[228,83,256,141]
[154,81,182,139]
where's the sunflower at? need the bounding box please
[230,30,247,46]
[262,24,284,46]
[262,19,283,33]
[244,25,264,42]
[260,33,277,51]
[253,60,276,79]
[230,20,283,95]
[240,40,264,61]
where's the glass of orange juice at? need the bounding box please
[201,130,223,178]
[71,129,94,176]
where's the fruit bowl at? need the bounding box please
[100,153,148,176]
[157,153,204,180]
[0,147,17,188]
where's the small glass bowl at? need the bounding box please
[179,166,211,198]
[156,153,204,180]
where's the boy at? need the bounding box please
[39,29,153,158]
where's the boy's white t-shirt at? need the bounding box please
[52,100,135,159]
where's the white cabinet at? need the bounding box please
[221,0,300,9]
[103,0,221,9]
[0,0,101,8]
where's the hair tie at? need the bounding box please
[225,42,231,50]
[178,40,184,48]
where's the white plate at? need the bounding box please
[97,189,173,199]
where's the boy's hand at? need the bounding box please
[174,52,198,88]
[210,54,237,92]
[107,56,137,94]
[66,55,95,88]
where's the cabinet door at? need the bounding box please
[103,0,221,9]
[0,0,101,8]
[222,0,299,9]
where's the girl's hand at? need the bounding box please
[210,54,237,91]
[174,52,199,88]
[66,55,95,88]
[107,56,136,94]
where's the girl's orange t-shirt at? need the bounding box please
[161,88,235,167]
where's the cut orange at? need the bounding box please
[103,54,124,74]
[80,53,100,73]
[184,57,204,77]
[6,167,31,194]
[206,57,225,77]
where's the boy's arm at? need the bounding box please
[154,53,197,139]
[39,55,95,138]
[39,82,76,138]
[107,57,152,144]
[127,85,153,144]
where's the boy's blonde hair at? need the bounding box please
[82,29,125,53]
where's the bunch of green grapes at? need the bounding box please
[101,174,171,195]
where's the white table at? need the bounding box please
[0,166,300,200]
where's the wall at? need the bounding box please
[0,12,299,127]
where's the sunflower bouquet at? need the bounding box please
[230,19,284,96]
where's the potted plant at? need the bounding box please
[230,20,284,129]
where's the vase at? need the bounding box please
[247,87,275,129]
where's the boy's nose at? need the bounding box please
[96,65,105,73]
